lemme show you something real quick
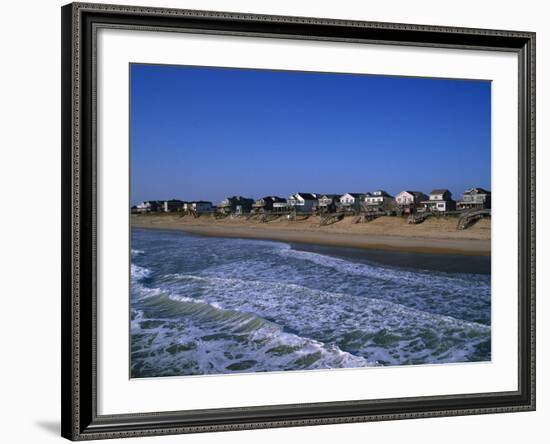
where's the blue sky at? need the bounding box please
[130,64,491,205]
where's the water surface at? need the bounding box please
[130,228,491,378]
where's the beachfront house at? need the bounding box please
[364,190,394,211]
[252,196,287,213]
[288,193,318,212]
[184,201,214,214]
[317,194,339,213]
[135,200,162,213]
[272,199,290,213]
[394,190,428,214]
[421,189,456,212]
[218,196,254,215]
[339,193,367,212]
[162,199,186,213]
[457,187,491,210]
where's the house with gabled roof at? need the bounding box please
[252,196,287,213]
[421,189,456,212]
[457,187,491,210]
[317,194,339,213]
[135,200,162,213]
[288,193,319,212]
[339,193,367,211]
[218,196,253,214]
[184,201,214,214]
[395,190,429,214]
[364,190,394,211]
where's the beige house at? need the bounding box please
[394,190,428,213]
[339,193,367,212]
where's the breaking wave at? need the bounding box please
[130,228,491,378]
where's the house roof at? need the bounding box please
[238,196,254,201]
[413,192,428,198]
[401,191,429,201]
[190,201,212,204]
[430,189,450,195]
[222,196,253,202]
[342,193,366,198]
[465,187,491,195]
[294,193,317,200]
[138,200,162,206]
[258,196,286,203]
[369,190,392,197]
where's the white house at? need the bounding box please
[364,190,393,210]
[394,191,428,213]
[421,189,456,212]
[135,200,162,213]
[288,193,318,212]
[339,193,367,211]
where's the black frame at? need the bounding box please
[61,2,536,440]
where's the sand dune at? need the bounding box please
[131,213,490,256]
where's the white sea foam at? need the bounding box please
[194,244,490,325]
[131,263,151,280]
[278,247,486,286]
[130,228,491,376]
[131,293,373,377]
[150,272,489,366]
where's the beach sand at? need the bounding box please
[131,213,490,256]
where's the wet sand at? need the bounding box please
[131,213,490,256]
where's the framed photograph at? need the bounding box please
[61,2,536,440]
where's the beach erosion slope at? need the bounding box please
[131,213,490,256]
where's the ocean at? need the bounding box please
[130,228,491,378]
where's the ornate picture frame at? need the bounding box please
[61,2,535,440]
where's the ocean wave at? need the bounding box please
[131,293,372,378]
[145,272,489,366]
[278,247,487,285]
[131,263,151,281]
[166,272,488,329]
[130,228,491,376]
[193,252,490,325]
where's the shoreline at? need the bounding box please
[131,217,490,256]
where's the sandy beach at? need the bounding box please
[131,213,490,256]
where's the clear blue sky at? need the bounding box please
[130,64,491,205]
